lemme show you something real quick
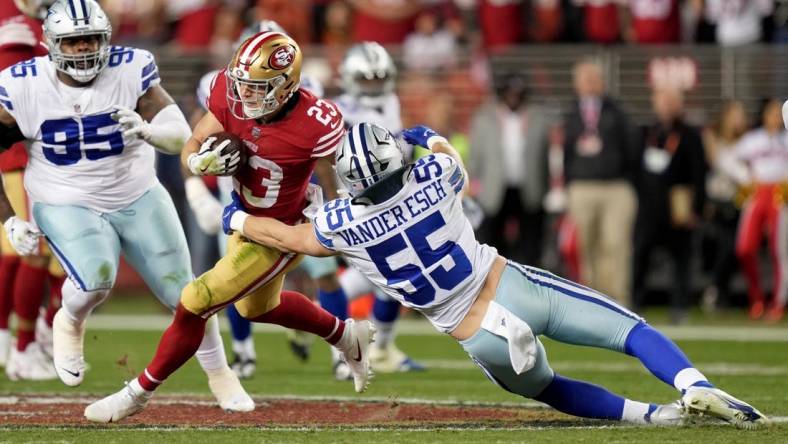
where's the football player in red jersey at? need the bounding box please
[0,0,66,380]
[85,31,376,423]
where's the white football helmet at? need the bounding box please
[13,0,56,19]
[340,42,397,98]
[43,0,112,83]
[335,123,405,196]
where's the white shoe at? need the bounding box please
[5,341,58,381]
[52,309,86,386]
[230,354,257,380]
[682,387,769,429]
[206,366,255,412]
[0,329,10,368]
[84,379,151,423]
[336,319,376,393]
[369,343,426,373]
[645,402,685,426]
[35,311,53,358]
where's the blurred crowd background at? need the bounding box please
[105,0,788,324]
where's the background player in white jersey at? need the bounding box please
[332,41,424,374]
[222,122,768,429]
[0,0,252,412]
[185,19,354,380]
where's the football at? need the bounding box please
[208,131,246,176]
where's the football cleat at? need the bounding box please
[229,354,257,380]
[336,319,376,393]
[206,366,255,412]
[35,310,53,357]
[333,359,352,381]
[52,309,86,386]
[84,379,152,423]
[5,341,57,381]
[286,328,313,362]
[369,343,426,373]
[645,402,686,426]
[0,329,10,368]
[682,387,769,429]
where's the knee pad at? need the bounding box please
[61,278,110,322]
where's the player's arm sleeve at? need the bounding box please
[311,208,338,251]
[436,153,467,197]
[311,100,345,158]
[135,49,161,97]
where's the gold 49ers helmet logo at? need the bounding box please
[268,45,296,70]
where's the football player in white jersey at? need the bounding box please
[332,41,425,375]
[221,122,768,429]
[0,0,252,412]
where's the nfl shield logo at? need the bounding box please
[252,127,261,138]
[74,104,81,113]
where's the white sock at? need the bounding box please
[621,399,651,424]
[673,368,709,391]
[238,337,256,360]
[330,346,342,364]
[371,319,395,349]
[195,315,228,372]
[61,279,110,323]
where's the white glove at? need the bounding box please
[187,136,241,176]
[0,21,38,47]
[3,216,41,256]
[184,177,223,234]
[112,106,151,141]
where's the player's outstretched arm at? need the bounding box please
[402,125,469,198]
[222,193,334,257]
[113,85,191,155]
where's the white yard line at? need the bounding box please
[421,360,788,376]
[82,315,788,342]
[1,419,786,432]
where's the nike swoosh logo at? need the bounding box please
[352,339,362,362]
[60,367,80,378]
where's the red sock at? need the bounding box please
[14,262,48,351]
[45,274,65,327]
[250,290,345,345]
[0,256,20,330]
[138,303,207,391]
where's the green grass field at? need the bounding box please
[1,296,787,443]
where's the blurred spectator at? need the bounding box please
[477,0,525,50]
[349,0,423,44]
[700,101,748,311]
[256,0,312,44]
[403,9,458,72]
[469,73,551,266]
[103,0,166,45]
[531,0,563,42]
[563,59,637,306]
[623,0,681,44]
[632,88,707,323]
[321,0,353,46]
[704,0,774,46]
[574,0,622,44]
[721,99,788,322]
[166,0,220,50]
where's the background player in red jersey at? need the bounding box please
[85,31,376,423]
[0,0,65,380]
